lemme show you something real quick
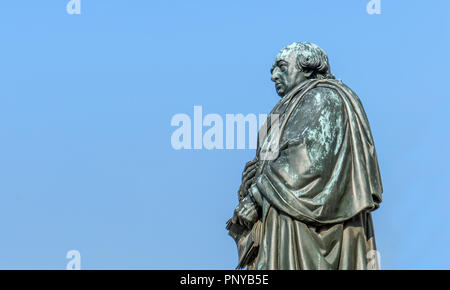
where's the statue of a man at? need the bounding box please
[227,42,383,270]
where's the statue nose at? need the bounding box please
[271,72,280,82]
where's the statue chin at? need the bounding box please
[276,88,285,97]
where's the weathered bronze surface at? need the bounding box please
[227,42,383,270]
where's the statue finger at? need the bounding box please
[243,177,255,192]
[244,158,258,170]
[243,168,256,181]
[236,215,245,226]
[242,167,257,184]
[242,162,258,178]
[231,211,239,224]
[243,161,257,175]
[243,168,257,183]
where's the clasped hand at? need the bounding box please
[232,157,260,229]
[232,195,258,229]
[238,157,259,201]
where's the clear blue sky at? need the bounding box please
[0,0,449,269]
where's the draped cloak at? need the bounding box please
[247,79,383,270]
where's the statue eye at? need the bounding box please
[280,65,287,72]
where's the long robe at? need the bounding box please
[248,79,383,270]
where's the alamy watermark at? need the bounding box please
[170,106,280,160]
[67,0,81,15]
[66,250,81,270]
[65,1,379,16]
[65,1,380,16]
[367,0,381,15]
[367,250,382,270]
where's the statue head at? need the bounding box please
[271,42,335,97]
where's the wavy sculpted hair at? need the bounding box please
[277,42,336,80]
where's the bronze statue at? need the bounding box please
[227,42,383,270]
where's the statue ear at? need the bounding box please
[303,70,313,79]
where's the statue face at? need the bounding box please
[271,51,307,97]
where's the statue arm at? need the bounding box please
[255,87,349,224]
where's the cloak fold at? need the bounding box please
[249,79,382,269]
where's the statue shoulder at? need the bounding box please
[299,84,344,113]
